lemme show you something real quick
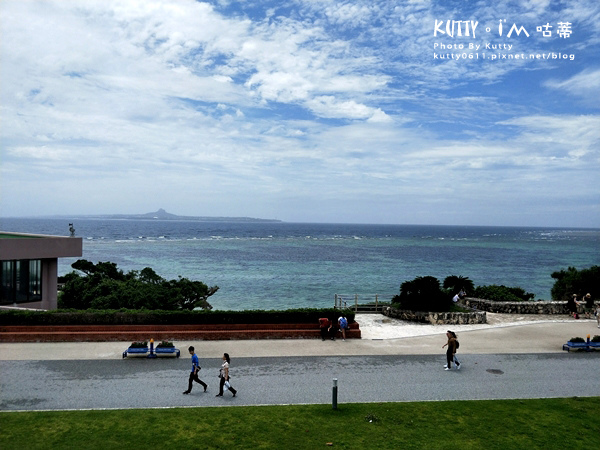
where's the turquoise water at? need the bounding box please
[2,219,598,310]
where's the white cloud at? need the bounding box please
[544,68,600,103]
[305,96,391,121]
[0,0,599,226]
[498,115,600,158]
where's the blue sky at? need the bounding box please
[1,0,599,227]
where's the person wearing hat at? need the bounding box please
[583,293,594,319]
[567,294,579,319]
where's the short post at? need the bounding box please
[335,294,338,308]
[332,378,338,410]
[375,294,378,311]
[355,294,358,312]
[148,338,157,358]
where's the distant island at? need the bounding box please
[45,209,282,223]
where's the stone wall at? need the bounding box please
[462,297,598,314]
[383,307,487,325]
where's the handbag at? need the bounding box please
[224,381,231,391]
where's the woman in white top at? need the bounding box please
[216,353,237,397]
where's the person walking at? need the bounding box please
[442,331,461,371]
[216,353,237,398]
[183,346,208,394]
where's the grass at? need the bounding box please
[1,397,599,449]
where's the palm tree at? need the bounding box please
[443,275,474,296]
[396,276,449,311]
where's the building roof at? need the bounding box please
[0,232,82,260]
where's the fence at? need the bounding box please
[334,294,389,313]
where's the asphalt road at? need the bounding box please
[1,352,598,411]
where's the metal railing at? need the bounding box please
[334,294,389,313]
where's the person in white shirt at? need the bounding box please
[216,353,237,397]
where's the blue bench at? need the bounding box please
[123,346,181,358]
[155,347,180,357]
[122,347,149,358]
[562,341,600,352]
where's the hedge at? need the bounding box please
[0,308,355,326]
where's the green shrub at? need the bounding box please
[569,337,585,343]
[473,285,535,302]
[551,266,599,301]
[449,303,471,313]
[0,308,354,326]
[443,275,474,296]
[392,276,451,312]
[59,260,218,310]
[591,335,600,343]
[129,341,148,348]
[156,341,174,348]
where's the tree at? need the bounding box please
[551,266,599,301]
[71,260,126,281]
[443,275,474,296]
[392,276,451,312]
[58,259,218,310]
[139,267,163,284]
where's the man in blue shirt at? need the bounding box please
[183,346,208,394]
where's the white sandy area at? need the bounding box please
[356,312,582,340]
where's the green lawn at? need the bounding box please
[1,397,598,449]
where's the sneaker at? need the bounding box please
[444,367,451,371]
[443,365,448,369]
[183,391,190,395]
[204,385,208,392]
[456,363,461,370]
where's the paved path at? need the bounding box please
[1,353,598,411]
[0,319,598,360]
[1,316,598,411]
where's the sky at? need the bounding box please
[1,0,599,227]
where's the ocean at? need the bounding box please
[2,218,599,310]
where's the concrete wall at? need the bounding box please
[41,259,58,309]
[1,232,82,310]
